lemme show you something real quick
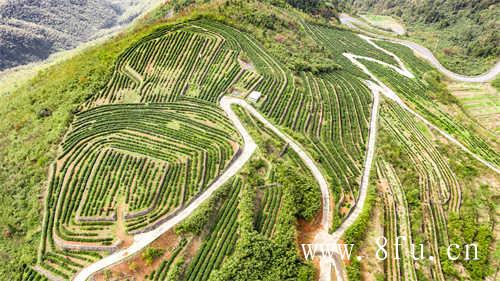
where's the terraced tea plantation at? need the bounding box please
[139,103,320,281]
[20,6,498,281]
[196,20,384,227]
[378,101,462,280]
[38,100,239,277]
[362,40,500,167]
[83,26,252,107]
[183,178,242,281]
[36,22,250,279]
[374,97,499,280]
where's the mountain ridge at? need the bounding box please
[0,0,162,70]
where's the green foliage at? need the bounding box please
[142,247,164,266]
[346,0,499,75]
[4,1,331,277]
[211,231,309,281]
[209,178,315,281]
[175,183,231,235]
[285,0,337,18]
[290,56,341,74]
[342,184,376,246]
[166,256,185,280]
[238,183,258,234]
[346,258,361,280]
[0,18,172,279]
[193,1,338,81]
[447,211,494,280]
[245,158,267,186]
[491,75,500,92]
[422,71,458,104]
[174,201,211,235]
[416,269,430,281]
[18,266,48,281]
[276,165,321,221]
[150,238,187,281]
[343,184,376,279]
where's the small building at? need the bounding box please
[248,91,262,102]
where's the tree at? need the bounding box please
[142,247,164,265]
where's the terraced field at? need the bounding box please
[302,19,498,281]
[83,25,249,107]
[22,8,498,281]
[378,160,418,281]
[139,101,320,281]
[447,81,500,135]
[198,20,390,227]
[36,22,248,279]
[34,19,330,279]
[38,100,238,278]
[256,184,282,237]
[183,178,242,281]
[363,40,500,167]
[148,238,187,281]
[375,98,498,280]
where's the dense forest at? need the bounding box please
[285,0,337,17]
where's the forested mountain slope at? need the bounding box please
[0,0,160,70]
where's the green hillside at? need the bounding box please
[3,1,498,281]
[345,0,499,75]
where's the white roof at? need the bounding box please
[248,91,262,102]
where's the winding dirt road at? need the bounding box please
[339,13,500,83]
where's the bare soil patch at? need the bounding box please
[93,230,180,281]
